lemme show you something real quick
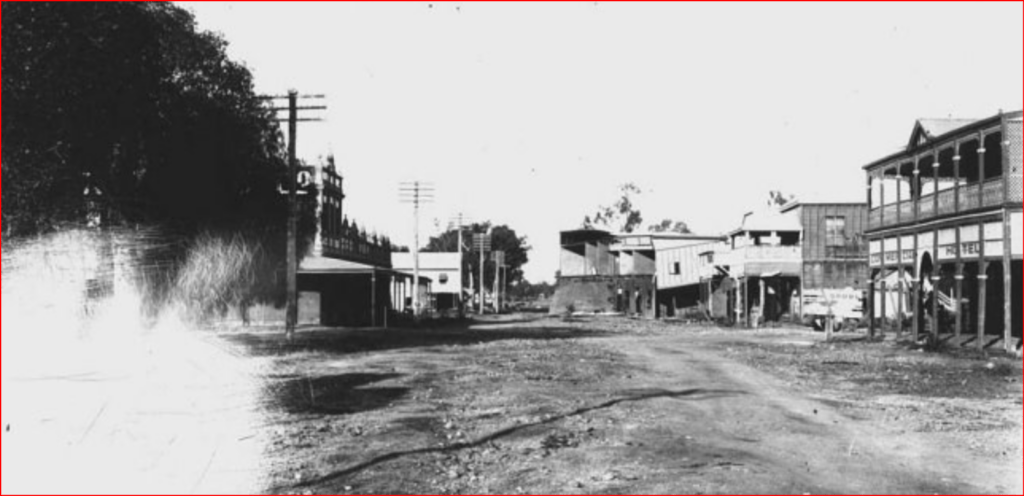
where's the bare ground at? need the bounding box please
[220,315,1023,495]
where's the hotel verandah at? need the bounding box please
[864,111,1022,353]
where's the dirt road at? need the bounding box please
[228,315,1022,495]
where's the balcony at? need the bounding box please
[982,180,1005,207]
[871,178,1006,231]
[729,245,802,278]
[321,229,393,268]
[736,245,802,261]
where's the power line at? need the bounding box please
[449,213,472,317]
[399,181,435,318]
[261,89,327,340]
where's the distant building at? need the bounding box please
[691,201,868,327]
[653,237,727,317]
[552,229,720,317]
[297,157,411,327]
[863,111,1022,352]
[391,252,463,312]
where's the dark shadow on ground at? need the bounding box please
[283,388,745,493]
[262,373,406,416]
[223,319,615,358]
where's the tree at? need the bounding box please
[767,191,796,208]
[423,222,531,290]
[3,2,290,235]
[2,3,311,308]
[647,219,693,234]
[582,183,643,233]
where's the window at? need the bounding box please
[439,274,449,284]
[671,262,681,275]
[826,217,846,247]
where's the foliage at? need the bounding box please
[647,219,692,234]
[171,231,275,321]
[3,2,297,236]
[423,222,531,289]
[2,3,314,311]
[582,183,644,233]
[767,191,796,208]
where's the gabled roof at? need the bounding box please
[908,118,979,148]
[863,110,1022,172]
[780,195,867,213]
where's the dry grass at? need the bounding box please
[172,231,269,323]
[2,227,281,331]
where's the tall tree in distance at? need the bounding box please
[767,191,796,208]
[647,219,693,234]
[423,222,531,290]
[582,183,644,233]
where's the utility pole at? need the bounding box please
[449,213,472,317]
[493,250,505,314]
[286,91,299,339]
[473,232,492,315]
[264,91,326,340]
[400,181,434,318]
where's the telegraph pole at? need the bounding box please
[264,91,326,340]
[473,232,491,315]
[400,181,434,318]
[449,213,472,317]
[493,250,505,314]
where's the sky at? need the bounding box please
[183,1,1023,283]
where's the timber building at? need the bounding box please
[863,111,1022,352]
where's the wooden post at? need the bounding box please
[479,245,486,315]
[707,280,714,317]
[743,279,750,328]
[734,278,741,326]
[758,278,766,328]
[371,271,377,327]
[933,153,940,217]
[977,265,988,350]
[955,268,964,339]
[954,222,963,342]
[897,235,905,338]
[932,274,940,340]
[953,144,961,213]
[868,274,877,339]
[912,276,921,342]
[913,164,921,222]
[933,228,940,338]
[897,266,905,339]
[285,90,299,340]
[917,230,925,342]
[880,279,888,337]
[978,133,987,202]
[1005,213,1014,352]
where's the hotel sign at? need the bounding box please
[901,249,916,264]
[940,241,980,260]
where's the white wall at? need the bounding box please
[657,242,721,290]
